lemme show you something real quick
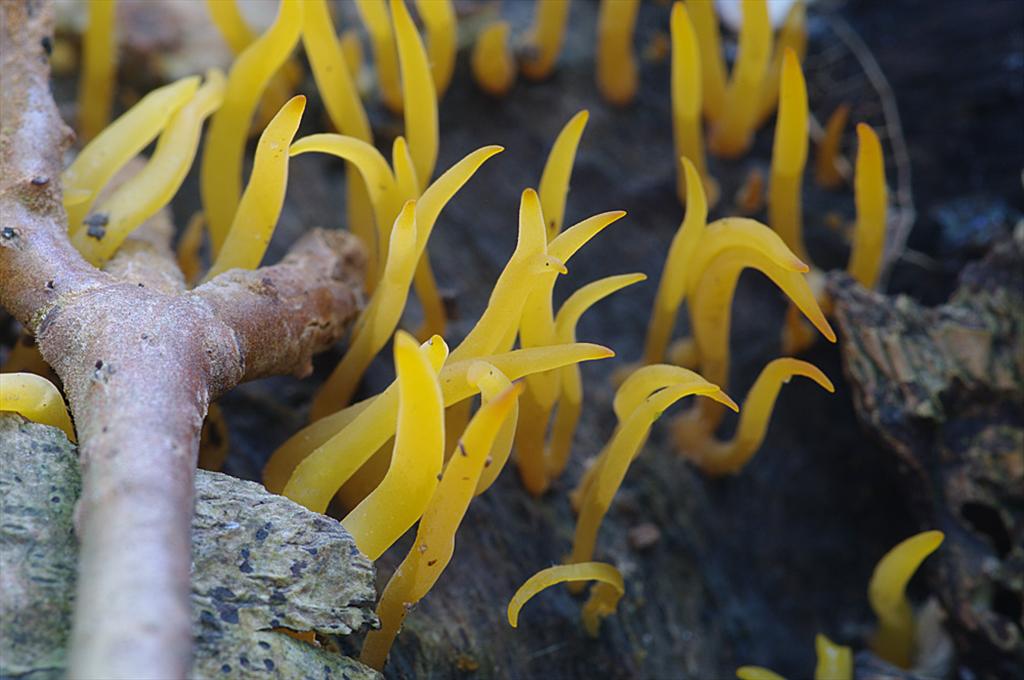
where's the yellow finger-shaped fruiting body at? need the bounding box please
[815,104,850,189]
[74,71,226,266]
[342,331,445,560]
[613,364,722,422]
[814,633,853,680]
[355,0,403,114]
[571,380,735,565]
[472,22,516,98]
[278,342,610,511]
[868,530,944,668]
[709,0,772,158]
[736,667,787,680]
[64,76,200,234]
[360,379,522,670]
[548,273,647,480]
[678,358,834,476]
[392,0,438,191]
[204,95,306,281]
[0,373,76,442]
[414,0,457,96]
[341,29,364,82]
[77,0,117,144]
[687,0,727,123]
[643,158,707,365]
[757,0,807,125]
[309,202,419,418]
[671,3,715,205]
[508,562,624,637]
[769,49,810,263]
[596,0,640,106]
[471,363,519,495]
[539,110,589,241]
[522,0,572,81]
[848,123,888,289]
[200,0,304,255]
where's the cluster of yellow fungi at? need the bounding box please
[0,0,910,672]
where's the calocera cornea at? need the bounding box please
[538,110,589,241]
[472,22,516,98]
[595,0,640,106]
[757,1,808,125]
[737,632,852,680]
[200,0,304,255]
[470,363,519,495]
[73,71,226,266]
[522,0,572,80]
[670,3,716,205]
[64,76,200,234]
[768,48,811,263]
[869,530,945,668]
[508,562,625,637]
[687,0,728,122]
[355,0,403,114]
[848,123,888,289]
[414,0,457,96]
[0,373,76,442]
[204,95,306,280]
[360,377,523,670]
[815,104,850,189]
[77,0,117,143]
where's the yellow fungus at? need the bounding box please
[757,1,807,125]
[77,0,117,144]
[769,48,810,262]
[868,530,945,668]
[355,0,403,114]
[0,373,76,443]
[814,633,853,680]
[342,331,445,560]
[548,273,647,480]
[571,379,735,565]
[522,0,571,81]
[341,29,365,82]
[392,0,438,191]
[176,213,206,287]
[686,0,727,122]
[736,667,787,680]
[815,104,850,189]
[200,0,304,255]
[596,0,640,106]
[73,71,226,266]
[643,158,707,365]
[677,358,834,475]
[507,562,624,636]
[710,0,773,158]
[204,95,306,280]
[471,364,519,495]
[360,380,522,669]
[309,201,419,417]
[392,137,419,204]
[848,123,888,289]
[671,3,716,205]
[472,22,516,98]
[64,76,200,234]
[414,0,457,96]
[539,110,589,241]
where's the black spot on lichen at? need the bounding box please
[217,605,239,624]
[258,640,271,650]
[304,546,319,556]
[40,36,52,55]
[1,227,17,240]
[290,560,307,577]
[220,664,231,673]
[50,496,60,503]
[264,659,276,671]
[83,213,108,240]
[239,548,253,573]
[270,589,286,605]
[255,522,271,541]
[210,586,235,601]
[239,655,250,667]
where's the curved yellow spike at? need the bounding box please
[74,72,225,266]
[615,364,737,422]
[391,0,438,191]
[848,123,888,289]
[548,273,647,480]
[686,217,809,291]
[814,633,853,680]
[206,0,254,53]
[869,530,945,668]
[671,4,716,205]
[522,0,571,80]
[341,29,364,80]
[736,667,787,680]
[360,381,521,670]
[686,0,727,122]
[355,0,403,114]
[309,201,419,419]
[414,0,457,96]
[709,0,772,158]
[596,0,640,106]
[0,373,76,443]
[539,111,589,241]
[507,562,624,637]
[769,48,810,262]
[392,137,419,201]
[342,331,445,560]
[201,0,304,254]
[677,358,833,476]
[757,1,807,124]
[643,158,707,365]
[471,363,519,495]
[65,76,200,234]
[203,95,306,280]
[815,104,850,190]
[571,381,733,565]
[472,21,516,97]
[77,0,117,143]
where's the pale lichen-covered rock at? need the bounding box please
[0,415,379,680]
